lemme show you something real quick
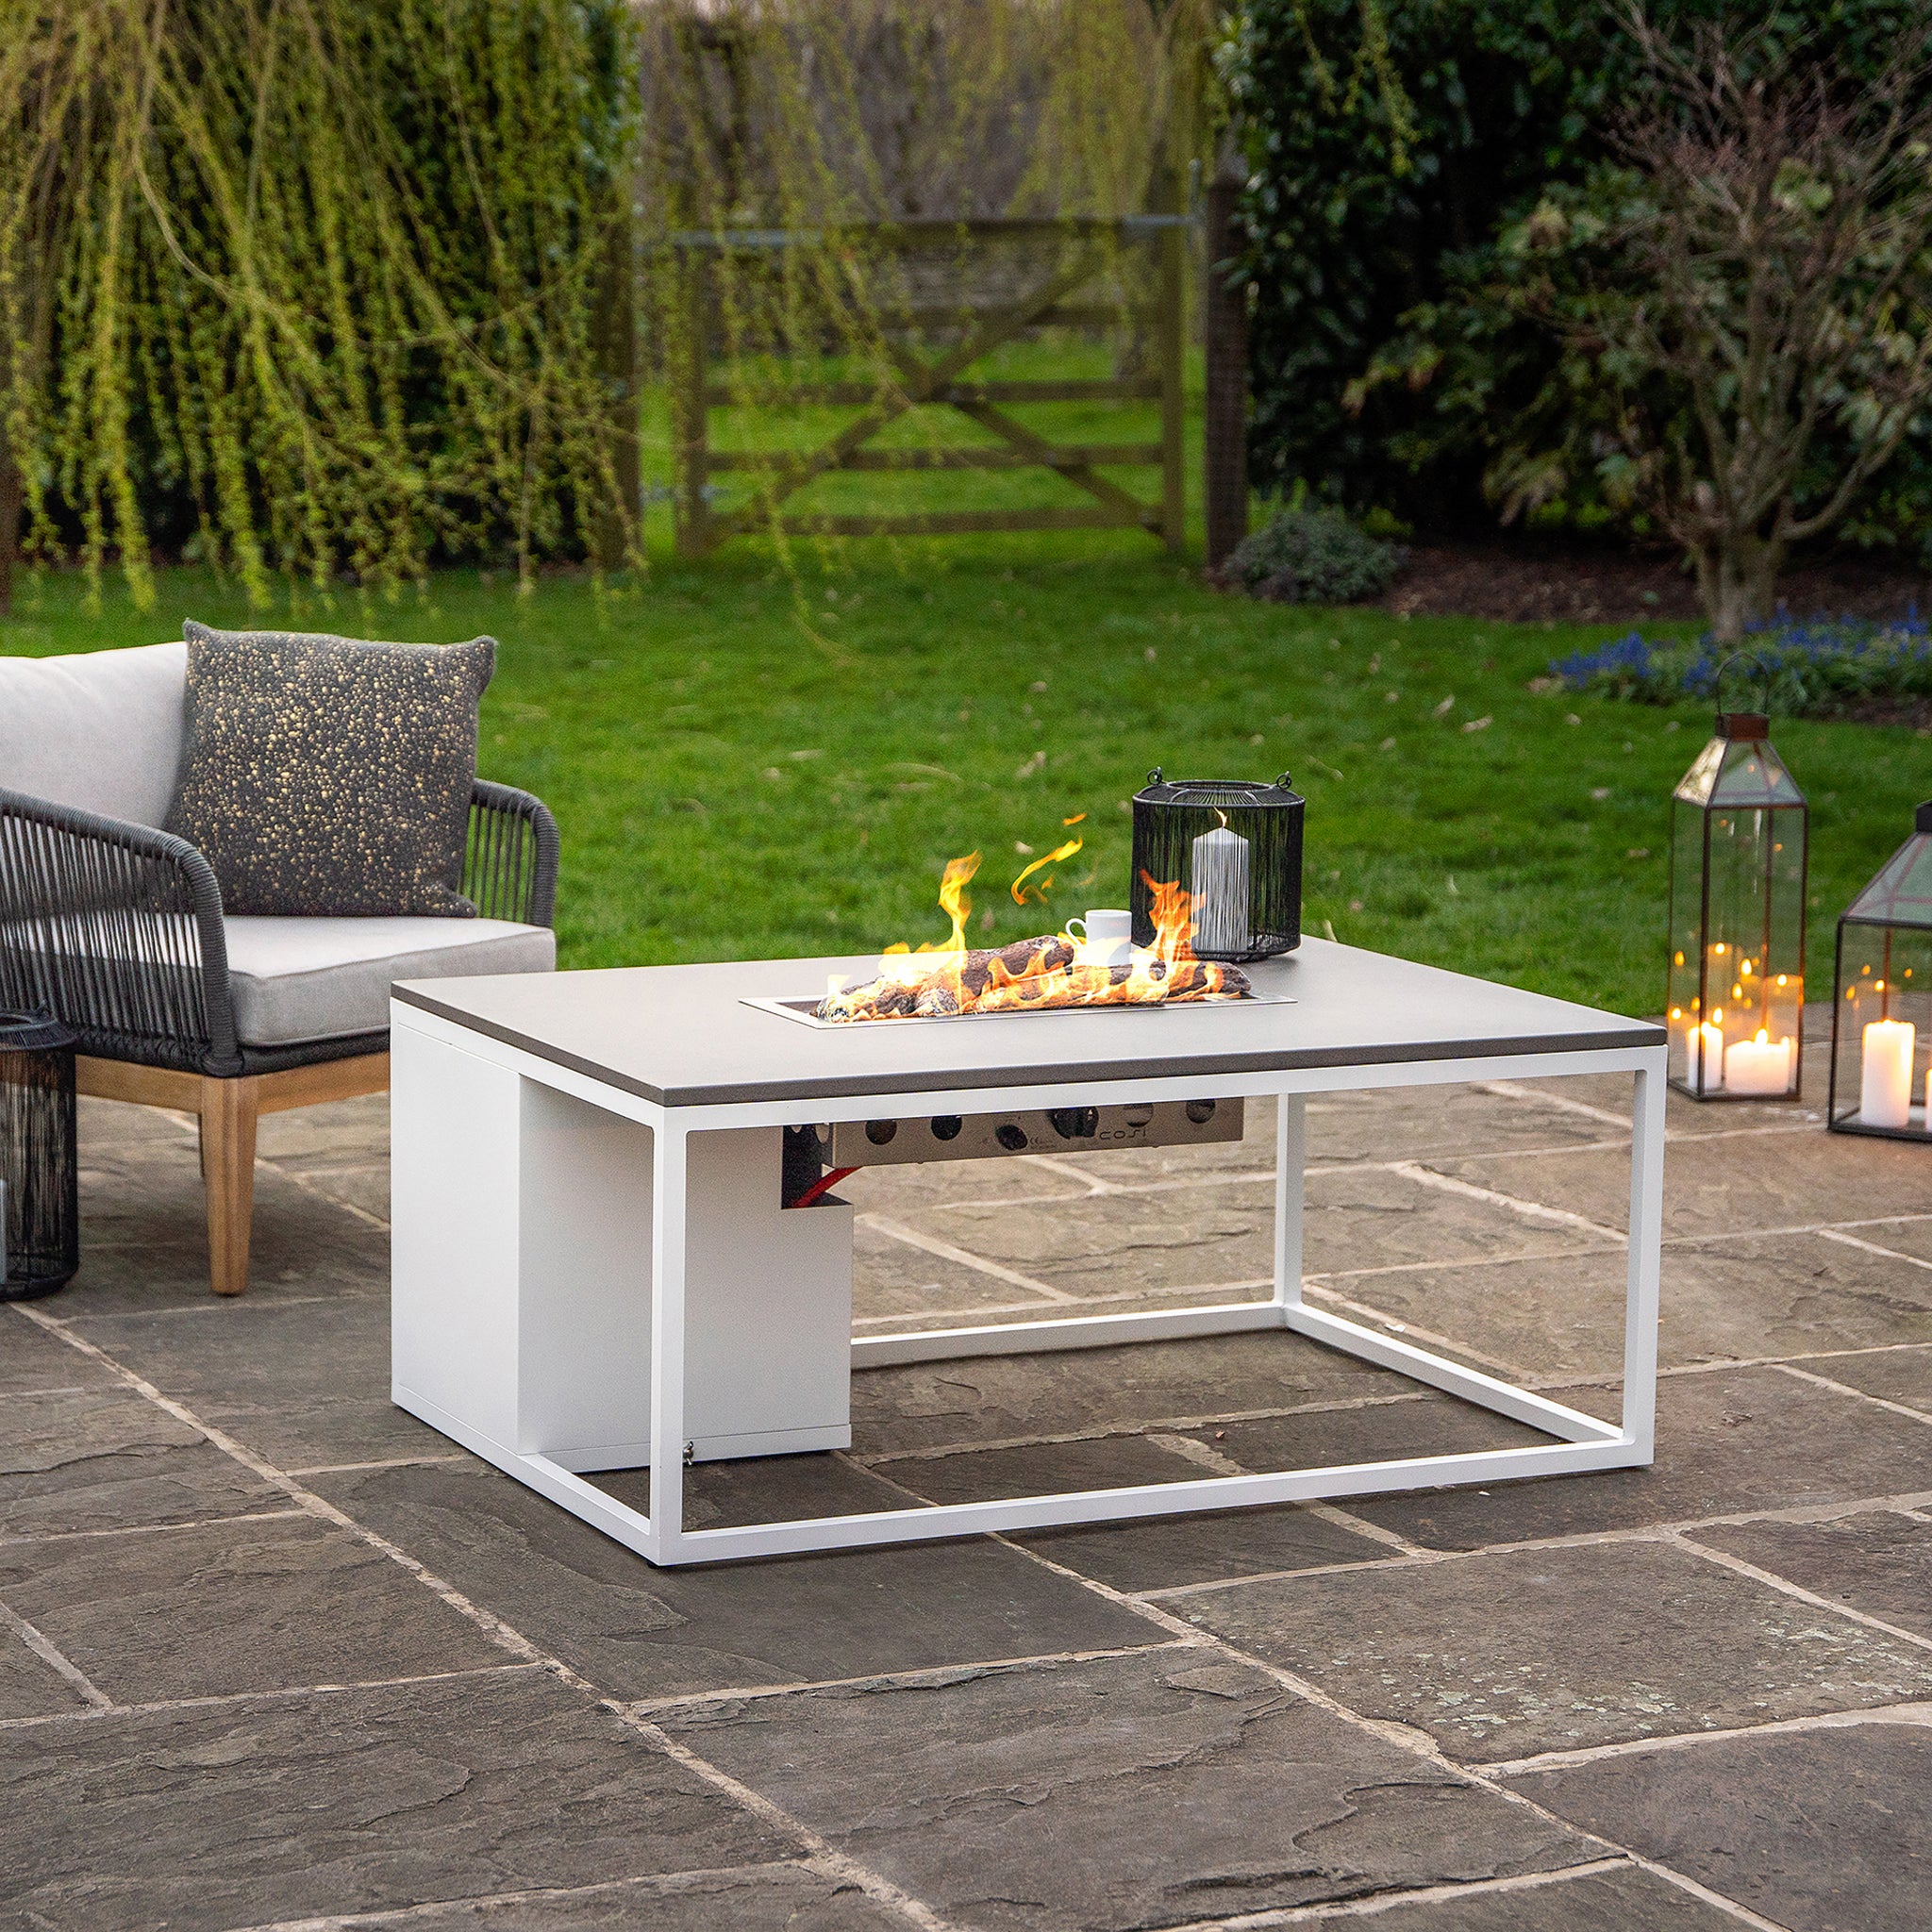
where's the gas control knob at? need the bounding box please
[994,1123,1029,1151]
[865,1119,899,1144]
[1048,1107,1099,1140]
[930,1115,963,1141]
[1123,1104,1155,1127]
[1184,1099,1217,1124]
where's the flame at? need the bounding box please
[819,863,1241,1024]
[1011,832,1084,905]
[874,852,981,991]
[1139,872,1197,962]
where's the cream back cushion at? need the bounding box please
[0,642,189,828]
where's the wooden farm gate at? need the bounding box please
[669,214,1191,557]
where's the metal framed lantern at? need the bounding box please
[1828,802,1932,1140]
[1,1009,79,1300]
[1131,770,1304,962]
[1663,661,1807,1101]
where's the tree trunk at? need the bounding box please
[591,161,640,572]
[1203,165,1250,574]
[1699,531,1783,642]
[0,447,20,617]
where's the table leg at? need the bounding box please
[648,1120,689,1557]
[1274,1092,1306,1312]
[1622,1056,1665,1463]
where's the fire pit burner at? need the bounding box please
[745,991,1295,1030]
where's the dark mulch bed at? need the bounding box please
[1376,539,1932,629]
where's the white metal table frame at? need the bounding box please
[393,1000,1665,1567]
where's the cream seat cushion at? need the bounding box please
[225,916,555,1046]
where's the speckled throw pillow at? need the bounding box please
[164,622,495,917]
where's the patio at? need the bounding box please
[4,1022,1930,1931]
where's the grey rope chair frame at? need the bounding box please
[0,778,558,1294]
[0,780,558,1076]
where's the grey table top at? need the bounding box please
[393,938,1663,1110]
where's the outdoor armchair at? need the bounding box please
[0,641,558,1295]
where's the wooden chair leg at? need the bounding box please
[199,1076,259,1297]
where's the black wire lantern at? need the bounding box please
[1827,801,1932,1141]
[1131,771,1304,962]
[1,1010,79,1300]
[1664,658,1807,1101]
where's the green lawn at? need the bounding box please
[6,527,1928,1019]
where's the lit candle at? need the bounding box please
[1724,1028,1793,1096]
[1689,1019,1725,1094]
[1860,1018,1916,1128]
[1191,818,1250,956]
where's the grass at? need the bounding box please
[7,526,1929,1019]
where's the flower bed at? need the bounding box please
[1553,610,1932,722]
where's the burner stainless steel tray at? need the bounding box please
[742,992,1297,1029]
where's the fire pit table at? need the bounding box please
[390,939,1665,1566]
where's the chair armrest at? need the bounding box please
[0,787,242,1074]
[465,780,560,927]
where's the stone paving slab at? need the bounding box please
[1512,1720,1932,1932]
[1690,1507,1932,1641]
[877,1432,1229,1508]
[658,1650,1601,1931]
[1328,1864,1748,1931]
[1178,1538,1932,1763]
[0,1387,280,1540]
[1844,1216,1932,1267]
[302,1863,915,1930]
[0,1624,89,1720]
[1349,1364,1932,1548]
[0,1513,507,1704]
[68,1294,447,1474]
[589,1451,916,1530]
[1792,1340,1932,1415]
[1018,1500,1393,1594]
[308,1460,1162,1703]
[851,1330,1400,1457]
[1320,1236,1932,1386]
[1442,1126,1928,1242]
[1186,1390,1549,1478]
[0,1321,120,1396]
[851,1215,1068,1323]
[0,1668,790,1932]
[1297,1085,1618,1166]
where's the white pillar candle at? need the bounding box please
[1860,1018,1916,1128]
[1724,1028,1792,1096]
[1688,1020,1724,1094]
[1191,822,1251,956]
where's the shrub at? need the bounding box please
[1553,610,1932,719]
[1222,505,1407,605]
[1230,0,1924,557]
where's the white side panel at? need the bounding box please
[684,1127,853,1457]
[517,1082,654,1458]
[391,1019,524,1451]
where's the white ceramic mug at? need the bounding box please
[1067,908,1133,967]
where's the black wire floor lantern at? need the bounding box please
[1,1010,79,1300]
[1131,771,1305,962]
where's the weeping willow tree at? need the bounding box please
[0,1,1395,608]
[0,0,637,609]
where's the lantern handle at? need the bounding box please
[1146,766,1162,785]
[1274,772,1294,790]
[1713,650,1773,723]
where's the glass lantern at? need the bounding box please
[1664,667,1807,1101]
[1828,802,1932,1140]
